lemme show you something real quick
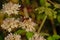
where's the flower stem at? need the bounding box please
[38,15,47,33]
[47,0,55,5]
[50,18,57,35]
[23,7,29,18]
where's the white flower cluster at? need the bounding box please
[20,18,36,32]
[1,17,36,32]
[5,33,21,40]
[1,18,21,32]
[29,33,46,40]
[2,2,21,15]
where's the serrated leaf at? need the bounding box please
[26,32,34,40]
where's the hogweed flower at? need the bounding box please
[1,18,21,32]
[2,2,21,15]
[29,33,46,40]
[5,33,21,40]
[20,18,36,32]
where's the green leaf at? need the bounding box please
[37,14,46,21]
[14,29,26,34]
[47,35,60,40]
[46,2,51,7]
[39,0,45,6]
[47,36,55,40]
[35,7,45,14]
[53,11,57,19]
[53,35,60,39]
[46,8,52,17]
[26,32,34,40]
[46,8,57,19]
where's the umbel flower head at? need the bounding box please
[1,18,21,32]
[2,2,21,15]
[20,18,36,32]
[29,33,46,40]
[5,33,21,40]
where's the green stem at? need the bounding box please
[50,7,57,35]
[38,15,47,33]
[47,0,55,5]
[23,7,29,18]
[50,18,57,35]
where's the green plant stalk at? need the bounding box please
[50,18,57,35]
[23,7,29,18]
[48,0,55,5]
[38,15,47,33]
[50,8,57,35]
